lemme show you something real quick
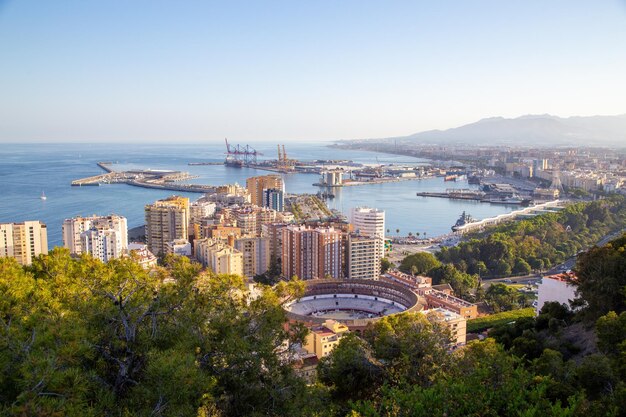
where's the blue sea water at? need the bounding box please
[0,142,516,247]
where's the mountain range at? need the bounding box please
[364,114,626,147]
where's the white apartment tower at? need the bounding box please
[350,206,385,259]
[63,215,128,262]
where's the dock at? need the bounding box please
[72,163,208,193]
[453,200,566,234]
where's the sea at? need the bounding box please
[0,142,517,247]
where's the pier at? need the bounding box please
[453,200,566,234]
[72,163,208,193]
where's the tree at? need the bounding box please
[574,233,626,319]
[513,258,532,275]
[380,258,393,274]
[399,252,441,275]
[0,250,312,417]
[428,264,478,300]
[253,256,282,285]
[362,313,451,387]
[485,283,524,313]
[317,333,383,402]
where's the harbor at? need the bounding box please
[16,142,521,246]
[71,162,212,193]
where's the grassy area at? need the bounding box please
[467,307,536,333]
[290,202,303,220]
[310,196,332,217]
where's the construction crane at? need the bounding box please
[276,144,296,172]
[224,138,262,166]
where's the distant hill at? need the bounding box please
[372,114,626,147]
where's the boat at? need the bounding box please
[444,175,458,181]
[455,174,467,181]
[483,196,532,206]
[452,211,476,231]
[224,158,243,168]
[40,191,47,200]
[468,175,481,184]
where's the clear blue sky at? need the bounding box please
[1,0,625,142]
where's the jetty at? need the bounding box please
[71,163,212,193]
[452,200,566,234]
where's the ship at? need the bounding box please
[452,211,476,231]
[468,175,481,184]
[224,157,243,168]
[483,195,532,206]
[316,191,335,199]
[40,191,47,200]
[444,174,458,181]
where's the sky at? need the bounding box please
[1,0,626,143]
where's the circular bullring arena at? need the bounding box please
[284,279,423,330]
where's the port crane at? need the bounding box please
[276,144,296,172]
[224,138,262,166]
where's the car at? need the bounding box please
[503,279,513,283]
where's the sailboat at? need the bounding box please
[40,191,47,200]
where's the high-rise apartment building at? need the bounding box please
[145,196,190,256]
[195,238,243,276]
[246,175,284,207]
[63,215,128,261]
[0,221,48,266]
[223,206,278,237]
[234,237,270,278]
[281,225,343,280]
[347,234,382,280]
[81,228,125,262]
[350,206,385,259]
[263,188,284,211]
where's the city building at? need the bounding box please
[189,200,216,237]
[62,215,128,256]
[319,170,343,186]
[145,196,190,256]
[424,289,478,320]
[303,319,349,359]
[263,188,284,211]
[425,308,467,346]
[347,233,381,280]
[165,239,192,257]
[223,206,278,237]
[350,206,385,259]
[81,228,125,263]
[246,175,284,207]
[126,242,158,269]
[537,272,578,312]
[195,238,244,276]
[281,225,344,280]
[234,237,271,279]
[0,221,48,266]
[291,353,319,385]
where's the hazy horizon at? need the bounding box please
[1,1,626,143]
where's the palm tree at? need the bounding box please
[408,232,413,237]
[396,228,400,236]
[415,232,420,238]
